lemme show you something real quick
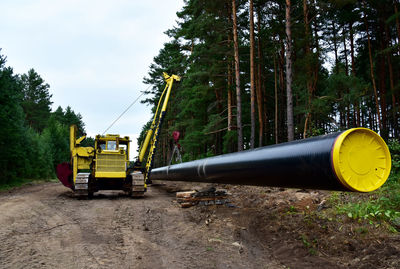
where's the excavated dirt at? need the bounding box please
[0,181,399,269]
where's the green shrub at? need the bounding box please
[333,141,400,229]
[336,195,400,223]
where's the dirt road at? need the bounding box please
[1,182,399,269]
[0,182,283,269]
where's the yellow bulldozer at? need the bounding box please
[56,73,180,197]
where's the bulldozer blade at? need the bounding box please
[56,162,74,190]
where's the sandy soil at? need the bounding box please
[0,181,399,269]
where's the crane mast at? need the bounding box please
[135,72,181,185]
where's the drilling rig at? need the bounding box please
[56,73,180,197]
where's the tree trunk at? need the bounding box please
[395,1,400,55]
[346,106,350,128]
[274,54,279,144]
[227,7,233,134]
[279,42,286,141]
[286,0,294,141]
[349,21,360,126]
[256,7,264,147]
[228,61,233,131]
[332,21,339,74]
[311,11,320,129]
[361,100,365,127]
[342,24,349,76]
[349,21,356,76]
[214,84,223,155]
[386,25,398,138]
[342,23,349,76]
[363,0,382,132]
[302,0,313,138]
[369,105,373,129]
[249,0,256,148]
[227,27,233,132]
[379,19,387,139]
[232,0,243,150]
[342,23,354,127]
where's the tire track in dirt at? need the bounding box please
[0,182,284,269]
[1,181,400,268]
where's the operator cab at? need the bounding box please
[99,140,117,151]
[99,140,127,151]
[96,134,130,154]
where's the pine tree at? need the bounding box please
[0,53,26,182]
[0,49,89,184]
[21,69,53,132]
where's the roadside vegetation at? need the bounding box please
[0,178,58,192]
[332,140,400,232]
[0,50,87,187]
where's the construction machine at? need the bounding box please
[56,73,180,197]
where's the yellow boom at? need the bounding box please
[136,72,180,184]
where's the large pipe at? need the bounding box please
[150,128,391,192]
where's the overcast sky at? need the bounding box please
[0,0,183,159]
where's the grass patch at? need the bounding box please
[333,176,400,230]
[336,188,400,223]
[0,178,56,192]
[299,234,317,255]
[332,140,400,231]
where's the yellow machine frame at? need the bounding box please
[65,72,180,196]
[69,126,94,184]
[93,134,131,178]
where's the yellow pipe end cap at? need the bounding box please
[332,128,391,192]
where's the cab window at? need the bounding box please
[107,141,117,150]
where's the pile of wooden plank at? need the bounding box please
[176,187,229,208]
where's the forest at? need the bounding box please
[140,0,400,167]
[1,0,400,185]
[0,50,86,186]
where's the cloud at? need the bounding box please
[0,0,183,159]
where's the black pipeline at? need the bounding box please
[150,128,391,192]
